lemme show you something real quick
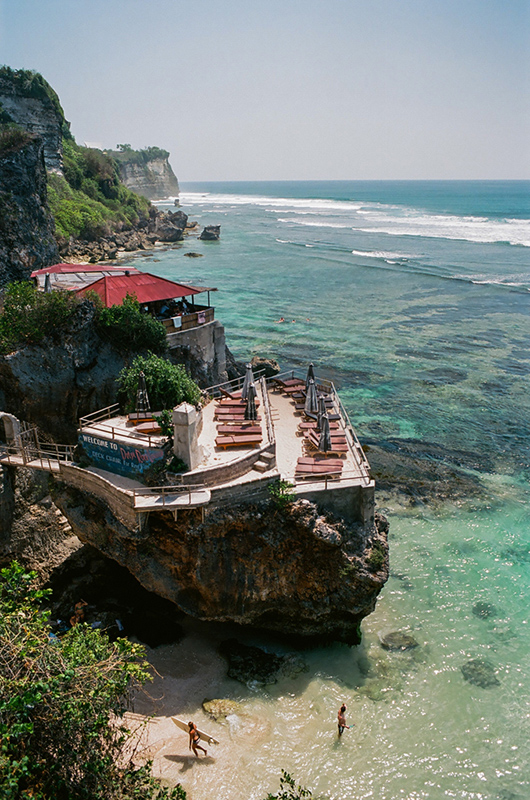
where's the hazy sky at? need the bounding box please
[1,0,528,180]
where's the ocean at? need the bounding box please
[130,181,530,800]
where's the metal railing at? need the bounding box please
[132,482,207,507]
[0,441,75,472]
[259,376,275,446]
[79,404,120,428]
[293,466,373,489]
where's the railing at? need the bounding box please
[294,466,373,489]
[132,482,207,507]
[79,404,120,428]
[202,369,266,399]
[259,376,275,447]
[267,369,371,486]
[163,306,215,336]
[79,423,168,448]
[0,441,75,471]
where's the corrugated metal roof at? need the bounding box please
[31,263,139,277]
[75,272,214,307]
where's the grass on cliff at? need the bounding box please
[0,283,166,356]
[0,65,72,139]
[0,561,186,800]
[0,126,34,156]
[48,140,151,241]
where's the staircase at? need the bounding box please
[252,450,276,473]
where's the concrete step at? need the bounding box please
[253,460,270,473]
[261,451,275,462]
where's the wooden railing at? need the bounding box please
[79,404,120,428]
[163,306,215,335]
[202,370,266,399]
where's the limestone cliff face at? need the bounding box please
[51,491,389,645]
[0,73,65,173]
[117,158,180,200]
[0,136,59,287]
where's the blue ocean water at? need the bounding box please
[134,182,530,799]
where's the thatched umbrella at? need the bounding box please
[244,382,258,420]
[304,378,318,417]
[306,362,315,389]
[241,363,254,400]
[136,371,151,416]
[318,413,332,453]
[317,395,327,431]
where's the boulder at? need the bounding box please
[219,640,284,685]
[199,225,221,241]
[380,631,419,651]
[461,658,500,688]
[472,602,498,619]
[184,252,203,258]
[202,698,245,720]
[250,356,281,379]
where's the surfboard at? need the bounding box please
[171,717,219,745]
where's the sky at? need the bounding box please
[1,0,528,181]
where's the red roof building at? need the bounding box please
[75,272,212,308]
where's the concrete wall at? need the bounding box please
[178,443,275,488]
[58,463,140,532]
[208,473,279,509]
[167,320,227,386]
[295,480,375,526]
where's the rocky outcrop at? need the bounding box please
[199,225,221,241]
[50,491,389,645]
[0,70,65,172]
[0,135,59,286]
[117,157,180,200]
[0,301,127,441]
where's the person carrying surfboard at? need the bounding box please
[189,721,207,757]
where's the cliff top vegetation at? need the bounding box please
[109,143,171,165]
[0,65,72,139]
[0,126,34,157]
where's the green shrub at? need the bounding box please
[269,479,296,511]
[0,66,72,139]
[0,281,79,354]
[118,353,201,412]
[110,144,170,166]
[366,540,386,572]
[96,294,167,354]
[0,561,186,800]
[0,126,33,156]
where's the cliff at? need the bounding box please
[51,488,388,645]
[0,67,68,173]
[110,147,180,200]
[0,133,59,286]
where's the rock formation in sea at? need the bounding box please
[49,490,388,645]
[199,225,221,241]
[0,134,59,286]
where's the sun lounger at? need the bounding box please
[304,430,348,456]
[295,456,343,480]
[282,384,306,395]
[273,377,304,389]
[219,387,243,399]
[297,420,340,431]
[135,421,162,435]
[215,434,263,449]
[216,424,262,435]
[214,413,262,422]
[127,412,154,425]
[216,397,260,407]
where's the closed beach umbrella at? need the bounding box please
[136,371,151,415]
[44,273,52,293]
[306,362,315,389]
[241,363,254,400]
[304,378,318,417]
[318,413,332,453]
[317,395,327,431]
[244,382,258,420]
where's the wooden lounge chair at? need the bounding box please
[216,424,262,435]
[135,421,162,435]
[304,430,348,456]
[215,434,263,449]
[295,456,343,480]
[273,377,304,389]
[282,384,306,395]
[219,386,243,399]
[216,397,260,407]
[297,420,340,431]
[127,411,154,425]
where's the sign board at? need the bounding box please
[78,433,166,479]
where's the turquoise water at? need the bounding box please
[132,182,530,799]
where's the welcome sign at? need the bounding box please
[79,433,166,479]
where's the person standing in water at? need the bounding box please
[337,704,351,737]
[188,721,207,757]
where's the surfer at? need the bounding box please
[188,721,207,757]
[337,704,351,737]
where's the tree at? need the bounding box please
[118,352,201,412]
[264,770,313,800]
[0,562,186,800]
